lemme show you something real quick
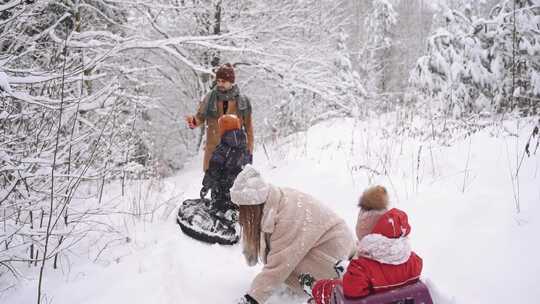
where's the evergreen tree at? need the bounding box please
[409,0,540,117]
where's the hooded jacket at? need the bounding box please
[311,208,423,303]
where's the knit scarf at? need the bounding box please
[205,84,249,118]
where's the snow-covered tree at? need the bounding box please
[409,0,540,117]
[384,0,435,96]
[358,0,397,96]
[126,0,366,143]
[0,0,152,289]
[484,0,540,114]
[0,0,372,287]
[409,8,476,117]
[334,27,366,116]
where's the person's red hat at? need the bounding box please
[215,63,235,83]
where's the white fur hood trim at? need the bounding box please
[357,233,411,265]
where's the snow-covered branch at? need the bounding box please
[0,0,22,12]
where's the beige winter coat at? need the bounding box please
[194,94,254,171]
[248,186,355,303]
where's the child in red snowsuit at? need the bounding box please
[300,186,423,304]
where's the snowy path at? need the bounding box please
[2,117,539,304]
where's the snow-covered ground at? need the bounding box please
[2,115,539,304]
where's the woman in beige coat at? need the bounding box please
[230,165,355,304]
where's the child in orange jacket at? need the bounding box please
[199,114,251,212]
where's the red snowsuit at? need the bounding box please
[311,208,423,304]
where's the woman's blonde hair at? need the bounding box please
[239,204,264,263]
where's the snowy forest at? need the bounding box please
[1,0,539,303]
